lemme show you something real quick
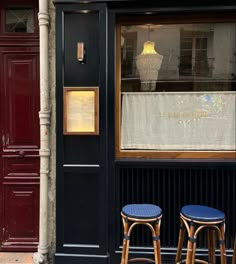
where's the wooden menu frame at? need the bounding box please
[63,87,99,135]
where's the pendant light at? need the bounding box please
[136,25,163,91]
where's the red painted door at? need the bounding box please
[0,1,40,251]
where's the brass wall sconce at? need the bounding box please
[77,42,86,63]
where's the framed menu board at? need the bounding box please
[63,87,99,135]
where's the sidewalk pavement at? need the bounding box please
[0,253,33,264]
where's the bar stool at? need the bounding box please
[176,205,226,264]
[120,203,162,264]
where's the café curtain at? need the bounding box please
[121,92,236,150]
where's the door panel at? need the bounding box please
[2,52,39,150]
[2,183,39,250]
[0,48,40,251]
[4,158,39,179]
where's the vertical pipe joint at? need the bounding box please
[38,12,49,26]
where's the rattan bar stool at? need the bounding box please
[176,205,226,264]
[120,204,162,264]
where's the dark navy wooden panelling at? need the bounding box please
[64,137,99,164]
[64,12,99,86]
[63,172,99,245]
[55,3,108,264]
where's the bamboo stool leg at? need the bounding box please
[124,238,130,264]
[186,223,195,264]
[219,223,226,264]
[208,229,216,264]
[156,239,161,264]
[120,237,128,264]
[153,234,159,264]
[153,220,161,264]
[176,218,186,263]
[191,234,197,264]
[121,217,129,264]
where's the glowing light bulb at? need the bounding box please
[141,41,157,55]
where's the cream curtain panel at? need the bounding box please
[121,92,236,150]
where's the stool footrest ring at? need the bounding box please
[128,257,155,263]
[177,259,209,264]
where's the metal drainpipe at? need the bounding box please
[33,0,50,263]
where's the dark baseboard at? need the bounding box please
[54,253,110,264]
[55,248,234,264]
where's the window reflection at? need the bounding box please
[6,8,34,33]
[121,23,236,92]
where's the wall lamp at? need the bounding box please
[77,42,86,64]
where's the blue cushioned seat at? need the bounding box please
[181,205,225,222]
[122,204,162,219]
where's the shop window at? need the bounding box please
[116,16,236,159]
[5,8,34,33]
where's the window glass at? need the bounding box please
[5,8,34,33]
[118,21,236,156]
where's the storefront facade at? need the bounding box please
[53,0,236,264]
